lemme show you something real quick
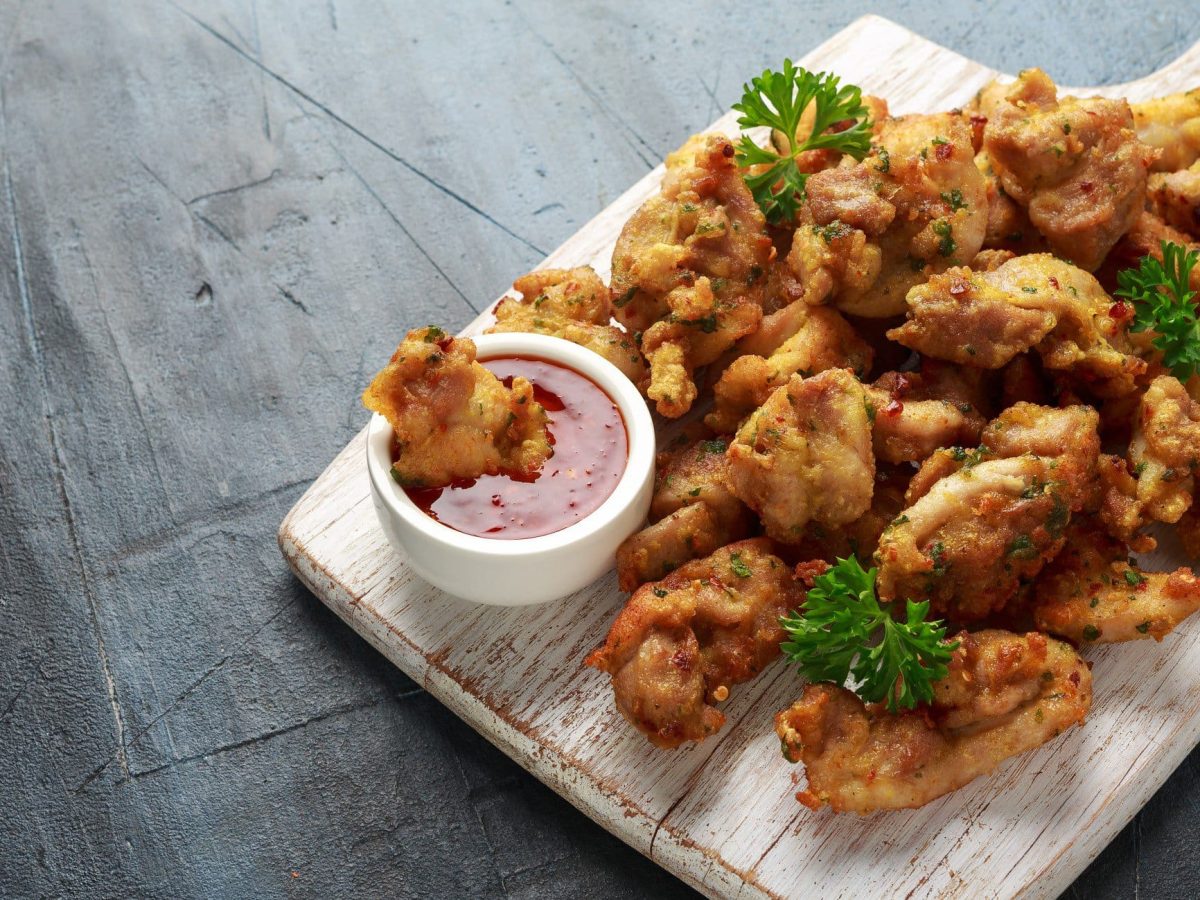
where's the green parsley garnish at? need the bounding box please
[779,557,957,712]
[730,553,753,578]
[732,61,872,223]
[1114,240,1200,381]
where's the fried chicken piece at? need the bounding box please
[1130,375,1200,523]
[1133,89,1200,173]
[362,328,551,487]
[974,151,1048,254]
[727,369,875,542]
[1032,518,1200,643]
[984,69,1156,271]
[787,112,988,318]
[775,630,1091,813]
[1098,210,1200,296]
[487,267,647,383]
[1088,453,1150,544]
[610,134,773,417]
[1147,161,1200,240]
[789,465,912,564]
[875,454,1067,622]
[866,364,987,465]
[615,437,752,591]
[876,403,1100,622]
[705,304,873,433]
[587,539,805,749]
[890,253,1146,396]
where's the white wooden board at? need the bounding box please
[278,16,1200,899]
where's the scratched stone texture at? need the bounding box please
[0,1,1197,897]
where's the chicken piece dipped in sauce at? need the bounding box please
[1032,518,1200,643]
[775,630,1091,813]
[362,328,551,488]
[727,368,875,542]
[487,266,647,383]
[587,539,805,748]
[610,133,773,417]
[615,436,752,591]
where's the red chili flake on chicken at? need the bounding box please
[1109,300,1134,323]
[935,142,953,161]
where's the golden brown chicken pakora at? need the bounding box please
[890,253,1146,396]
[865,365,988,464]
[984,68,1156,271]
[1133,88,1200,173]
[610,133,774,417]
[727,368,875,542]
[1032,518,1200,643]
[874,404,1099,622]
[787,111,988,318]
[614,436,752,591]
[487,267,647,382]
[1130,374,1200,523]
[705,303,873,433]
[775,630,1091,813]
[1147,161,1200,240]
[587,539,805,748]
[362,327,552,487]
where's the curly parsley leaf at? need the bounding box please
[1114,240,1200,381]
[779,557,958,712]
[733,61,872,223]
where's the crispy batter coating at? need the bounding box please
[974,150,1048,254]
[1133,89,1200,173]
[1147,161,1200,240]
[984,69,1155,271]
[866,364,987,464]
[610,133,773,417]
[775,630,1091,813]
[488,267,647,382]
[587,539,805,748]
[706,304,873,433]
[362,328,551,487]
[615,437,752,591]
[727,369,875,542]
[789,465,912,564]
[1098,210,1200,296]
[787,112,988,318]
[1032,518,1200,643]
[890,254,1146,396]
[1088,453,1150,544]
[1130,375,1200,523]
[875,404,1099,622]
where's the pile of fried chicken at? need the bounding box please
[484,70,1200,814]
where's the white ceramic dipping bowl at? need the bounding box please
[366,332,655,605]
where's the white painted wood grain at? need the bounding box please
[278,16,1200,899]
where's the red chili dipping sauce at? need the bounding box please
[402,357,628,539]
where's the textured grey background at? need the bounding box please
[1,1,1198,897]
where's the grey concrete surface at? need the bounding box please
[1,1,1197,897]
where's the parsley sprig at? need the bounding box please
[779,557,958,712]
[1115,240,1200,381]
[733,61,872,223]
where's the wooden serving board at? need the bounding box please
[279,16,1200,899]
